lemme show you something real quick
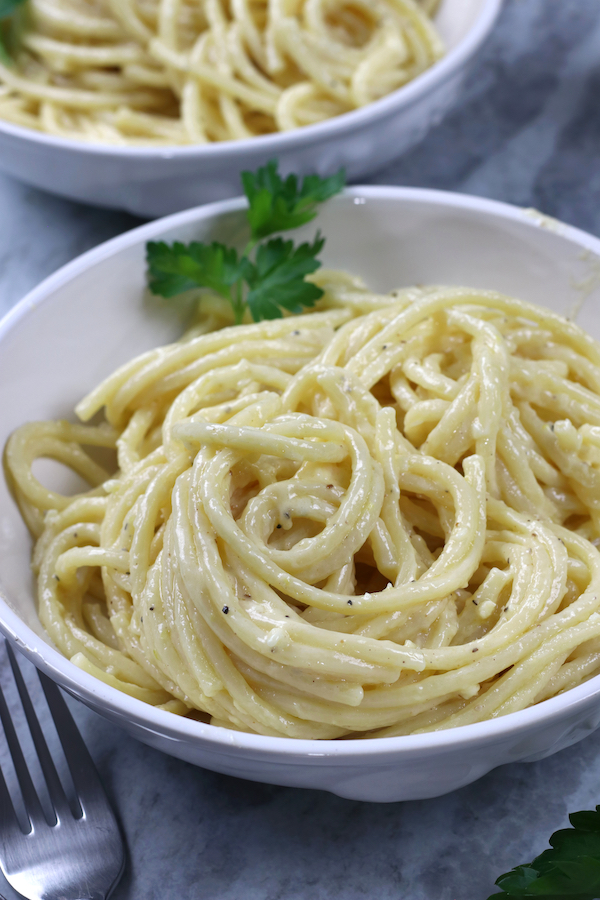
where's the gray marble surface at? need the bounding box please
[2,1,600,897]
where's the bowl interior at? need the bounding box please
[1,187,599,714]
[436,0,488,47]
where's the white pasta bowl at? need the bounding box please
[2,187,600,803]
[0,0,501,218]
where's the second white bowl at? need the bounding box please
[0,0,501,217]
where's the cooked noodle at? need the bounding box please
[0,0,443,144]
[6,272,600,738]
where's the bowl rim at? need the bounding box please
[3,182,600,760]
[0,0,502,159]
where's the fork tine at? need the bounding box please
[0,744,21,834]
[37,671,112,815]
[6,643,73,823]
[0,662,46,832]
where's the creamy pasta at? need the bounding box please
[6,271,600,739]
[0,0,443,144]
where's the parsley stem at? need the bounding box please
[232,280,245,325]
[242,238,258,259]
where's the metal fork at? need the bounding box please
[0,641,125,900]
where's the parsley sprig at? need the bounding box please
[489,807,600,900]
[147,160,345,324]
[0,0,26,64]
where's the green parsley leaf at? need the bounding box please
[0,0,26,64]
[241,160,345,240]
[489,807,600,900]
[0,0,25,16]
[242,234,324,321]
[146,241,243,300]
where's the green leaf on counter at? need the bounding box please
[489,807,600,900]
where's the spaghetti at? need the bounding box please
[6,272,600,738]
[0,0,443,144]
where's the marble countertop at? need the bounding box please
[2,1,600,897]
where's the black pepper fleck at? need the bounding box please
[347,600,353,606]
[276,524,282,529]
[222,606,229,614]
